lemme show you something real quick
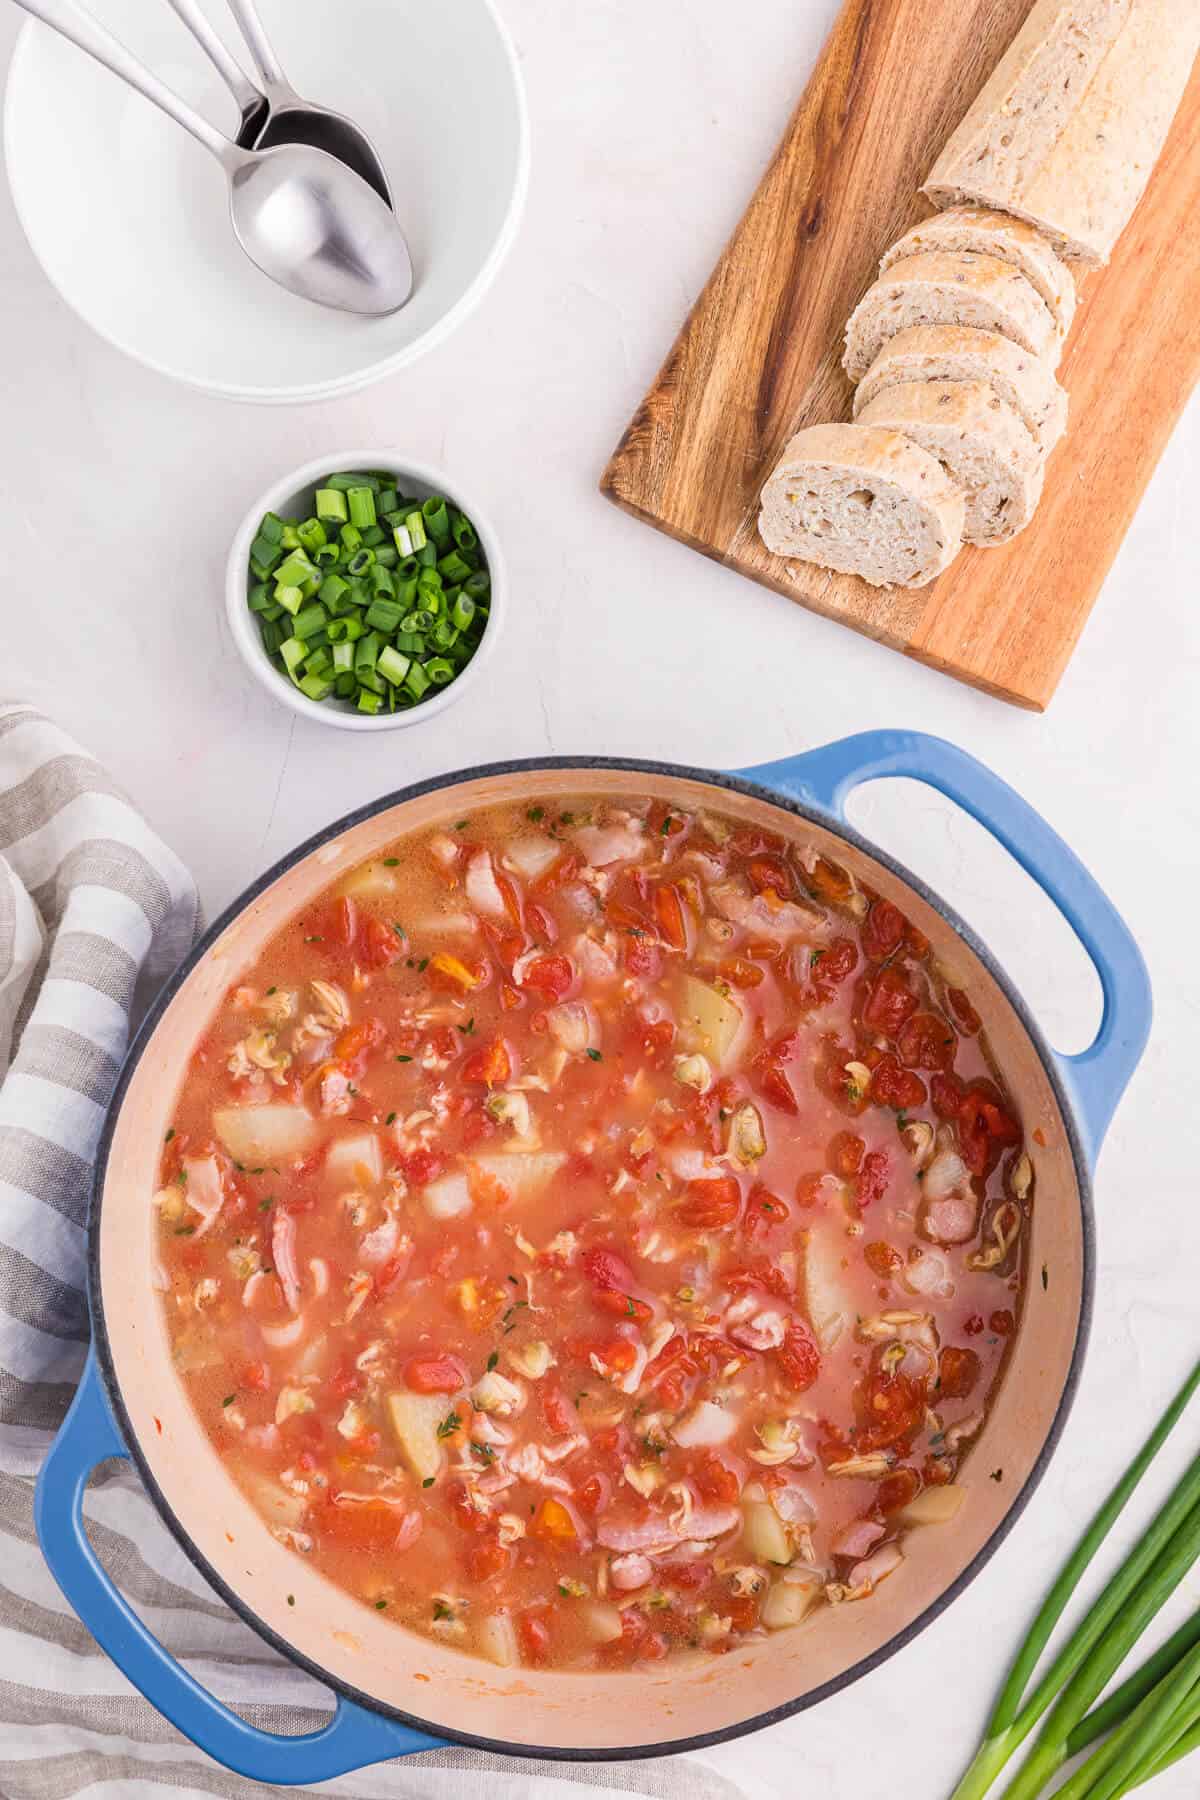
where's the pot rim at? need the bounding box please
[86,753,1095,1762]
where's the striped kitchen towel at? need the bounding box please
[0,703,744,1800]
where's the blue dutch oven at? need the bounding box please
[35,731,1150,1781]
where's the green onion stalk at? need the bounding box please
[949,1357,1200,1800]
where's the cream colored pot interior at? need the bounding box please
[97,768,1084,1752]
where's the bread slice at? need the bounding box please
[758,423,965,589]
[881,207,1076,339]
[923,0,1200,265]
[843,252,1060,381]
[857,381,1044,545]
[853,325,1068,452]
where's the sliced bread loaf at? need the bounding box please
[923,0,1200,264]
[853,325,1068,452]
[843,251,1060,381]
[880,207,1076,338]
[758,422,965,589]
[857,380,1044,544]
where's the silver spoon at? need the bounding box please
[163,0,392,209]
[14,0,413,316]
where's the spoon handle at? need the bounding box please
[162,0,263,120]
[12,0,233,160]
[220,0,285,89]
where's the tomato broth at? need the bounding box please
[156,793,1030,1673]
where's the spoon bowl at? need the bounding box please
[228,141,411,314]
[249,102,391,207]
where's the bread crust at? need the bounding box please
[923,0,1200,264]
[843,251,1060,379]
[857,380,1044,544]
[758,422,966,589]
[881,207,1076,336]
[852,324,1068,451]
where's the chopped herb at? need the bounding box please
[392,921,406,938]
[625,1297,637,1318]
[258,1197,274,1212]
[287,1594,295,1607]
[433,1600,453,1620]
[661,816,674,835]
[471,1441,496,1462]
[266,986,277,995]
[164,1128,175,1143]
[586,1048,602,1062]
[222,1394,236,1407]
[642,1436,666,1460]
[1042,1263,1049,1290]
[418,957,429,972]
[437,1410,462,1439]
[174,1225,196,1237]
[990,1468,1004,1482]
[811,949,825,966]
[486,1350,499,1371]
[897,1112,909,1130]
[304,935,323,943]
[396,1054,413,1063]
[347,1084,358,1097]
[175,1169,188,1187]
[234,1160,245,1172]
[459,1017,476,1035]
[455,820,469,831]
[386,1111,397,1126]
[559,811,575,825]
[423,1477,434,1489]
[507,1273,519,1286]
[375,1598,389,1609]
[527,806,544,822]
[383,858,400,868]
[575,1391,588,1404]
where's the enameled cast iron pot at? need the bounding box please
[35,731,1151,1784]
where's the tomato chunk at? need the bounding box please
[404,1354,468,1394]
[521,954,573,999]
[676,1177,742,1229]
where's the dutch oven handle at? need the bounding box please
[35,1353,443,1782]
[737,729,1151,1163]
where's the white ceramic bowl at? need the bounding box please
[3,0,529,403]
[226,450,505,731]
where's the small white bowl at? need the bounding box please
[3,0,528,403]
[226,451,505,732]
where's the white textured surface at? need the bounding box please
[2,2,1199,1795]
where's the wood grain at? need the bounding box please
[601,0,1200,711]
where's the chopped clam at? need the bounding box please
[729,1565,769,1597]
[505,1339,555,1380]
[843,1061,872,1100]
[967,1201,1023,1272]
[945,1412,984,1452]
[749,1417,811,1467]
[226,1243,261,1283]
[726,1102,767,1166]
[337,1400,370,1440]
[1009,1152,1034,1201]
[674,1054,713,1094]
[624,1462,665,1498]
[901,1118,935,1170]
[485,1090,532,1136]
[826,1452,895,1479]
[496,1512,526,1546]
[275,1386,316,1425]
[310,980,350,1029]
[260,988,296,1027]
[471,1370,525,1417]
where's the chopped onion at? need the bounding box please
[546,1002,598,1055]
[465,850,508,920]
[422,1173,472,1219]
[671,1400,736,1448]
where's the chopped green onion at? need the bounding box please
[315,488,348,522]
[248,472,490,714]
[347,486,377,529]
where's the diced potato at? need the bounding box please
[408,912,480,938]
[477,1610,520,1668]
[325,1132,383,1189]
[762,1572,822,1630]
[584,1601,625,1644]
[671,1400,736,1448]
[503,837,563,881]
[386,1392,448,1484]
[468,1152,567,1202]
[423,1173,473,1219]
[679,975,742,1065]
[803,1225,852,1353]
[213,1105,317,1166]
[898,1484,966,1527]
[742,1499,792,1565]
[339,862,398,899]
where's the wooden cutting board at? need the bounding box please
[601,0,1200,711]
